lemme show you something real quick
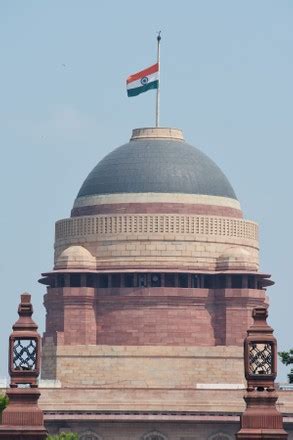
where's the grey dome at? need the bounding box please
[76,129,237,200]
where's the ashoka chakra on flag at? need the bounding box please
[126,63,159,97]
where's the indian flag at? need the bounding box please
[126,63,159,97]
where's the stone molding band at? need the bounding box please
[71,203,243,218]
[73,193,242,210]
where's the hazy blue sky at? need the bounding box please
[0,1,292,380]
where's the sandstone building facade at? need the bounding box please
[36,127,293,439]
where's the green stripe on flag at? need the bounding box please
[127,80,158,97]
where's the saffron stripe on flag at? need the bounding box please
[127,63,159,84]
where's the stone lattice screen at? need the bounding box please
[56,214,258,241]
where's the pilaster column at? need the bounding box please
[63,287,96,345]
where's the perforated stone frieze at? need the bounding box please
[55,214,258,242]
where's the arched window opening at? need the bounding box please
[142,431,168,440]
[231,275,242,288]
[165,273,175,287]
[98,274,108,288]
[178,273,188,288]
[111,273,121,287]
[191,274,199,288]
[209,433,233,440]
[70,274,81,287]
[138,273,147,287]
[86,274,94,287]
[150,273,161,287]
[125,273,135,287]
[79,431,102,440]
[57,274,65,288]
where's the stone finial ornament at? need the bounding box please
[9,293,41,387]
[237,306,287,439]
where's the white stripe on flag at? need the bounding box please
[127,71,158,91]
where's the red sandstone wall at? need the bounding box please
[96,288,215,345]
[43,286,266,347]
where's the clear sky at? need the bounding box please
[0,1,292,380]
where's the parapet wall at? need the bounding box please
[42,343,245,388]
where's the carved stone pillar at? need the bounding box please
[0,293,47,439]
[236,307,287,439]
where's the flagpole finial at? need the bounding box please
[157,31,161,42]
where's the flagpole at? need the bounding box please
[155,31,161,127]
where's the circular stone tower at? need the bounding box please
[40,127,271,389]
